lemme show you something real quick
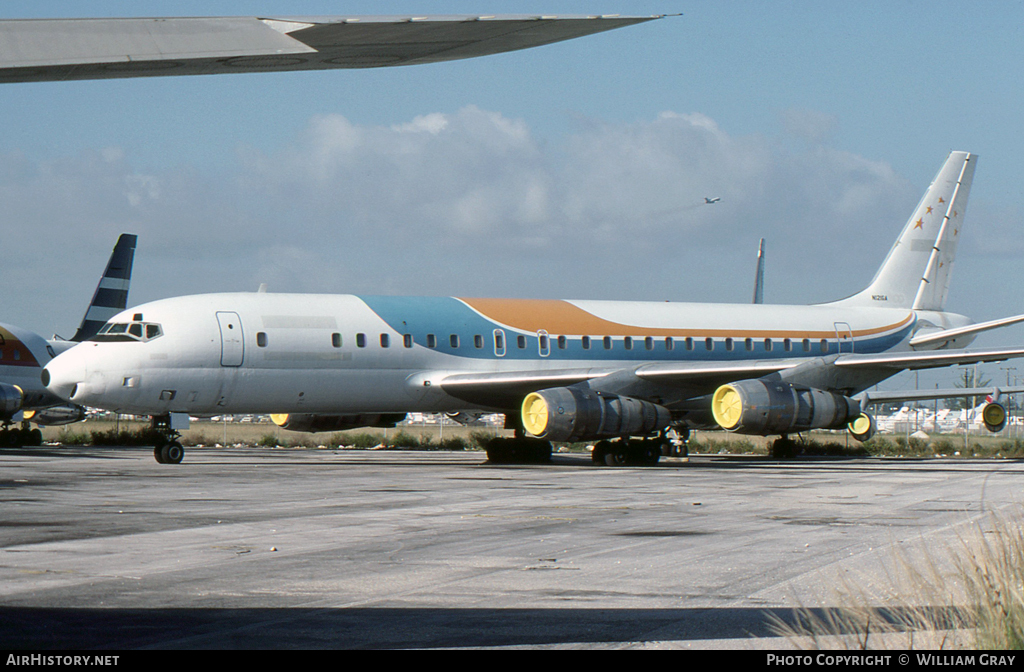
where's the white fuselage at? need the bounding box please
[42,292,972,417]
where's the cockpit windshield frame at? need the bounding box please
[90,321,164,343]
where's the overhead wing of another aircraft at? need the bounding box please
[0,14,665,84]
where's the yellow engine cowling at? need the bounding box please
[982,402,1008,433]
[712,379,862,436]
[521,387,671,442]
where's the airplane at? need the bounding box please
[705,197,721,204]
[0,14,666,84]
[42,151,1024,465]
[1,234,137,446]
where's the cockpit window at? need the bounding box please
[91,321,164,343]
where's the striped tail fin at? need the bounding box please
[70,233,137,342]
[833,151,975,311]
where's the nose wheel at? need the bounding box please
[154,439,184,464]
[151,415,185,464]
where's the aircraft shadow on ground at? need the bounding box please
[0,605,955,649]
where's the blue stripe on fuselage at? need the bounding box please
[357,296,914,363]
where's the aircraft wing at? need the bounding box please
[834,347,1024,371]
[439,360,799,408]
[438,347,1024,409]
[856,385,1024,405]
[0,14,664,84]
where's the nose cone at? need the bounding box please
[42,350,89,403]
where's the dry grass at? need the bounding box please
[770,511,1024,649]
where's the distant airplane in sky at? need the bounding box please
[1,234,136,446]
[42,152,1024,465]
[0,14,665,84]
[705,197,721,204]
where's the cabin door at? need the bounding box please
[834,322,854,354]
[216,312,245,367]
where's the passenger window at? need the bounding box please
[450,334,460,349]
[820,339,830,353]
[802,339,811,352]
[582,336,591,350]
[494,330,506,357]
[538,331,550,357]
[764,338,773,352]
[604,336,613,350]
[645,337,654,351]
[356,333,366,348]
[557,335,567,350]
[517,335,527,349]
[624,337,633,351]
[257,332,268,348]
[426,334,437,349]
[332,333,342,348]
[664,337,674,351]
[380,334,390,348]
[725,338,734,352]
[705,338,714,351]
[474,335,484,349]
[404,334,413,349]
[685,337,694,351]
[745,338,753,352]
[784,338,792,352]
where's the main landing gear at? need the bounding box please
[0,421,43,447]
[591,437,666,466]
[151,415,185,464]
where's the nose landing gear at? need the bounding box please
[151,414,185,464]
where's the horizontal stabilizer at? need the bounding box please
[0,15,664,83]
[909,313,1024,348]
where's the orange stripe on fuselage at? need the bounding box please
[457,298,914,339]
[0,327,41,368]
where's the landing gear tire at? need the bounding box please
[771,437,798,458]
[485,437,551,465]
[604,444,630,467]
[160,441,184,465]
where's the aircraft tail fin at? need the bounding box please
[832,151,975,311]
[752,238,765,304]
[70,234,137,342]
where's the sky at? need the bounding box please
[2,1,1024,391]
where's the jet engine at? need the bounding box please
[0,383,23,420]
[23,405,86,427]
[712,379,862,436]
[270,413,407,434]
[982,402,1008,433]
[521,386,671,442]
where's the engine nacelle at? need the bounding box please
[521,387,671,442]
[712,379,861,436]
[982,402,1008,433]
[270,413,406,434]
[0,383,24,421]
[24,405,87,427]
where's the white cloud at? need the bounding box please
[3,106,954,333]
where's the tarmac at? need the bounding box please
[2,445,1022,649]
